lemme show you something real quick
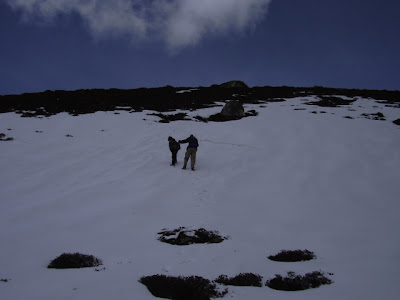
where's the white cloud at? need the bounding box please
[6,0,272,50]
[162,0,270,50]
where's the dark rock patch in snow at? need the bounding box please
[48,253,102,269]
[305,96,357,107]
[206,109,258,122]
[1,279,10,283]
[193,115,209,123]
[207,113,243,122]
[158,227,227,245]
[147,112,190,123]
[245,110,258,117]
[393,119,400,126]
[19,109,53,118]
[384,103,400,108]
[139,275,228,300]
[268,249,316,262]
[0,133,13,141]
[361,112,386,120]
[376,99,400,106]
[266,271,333,291]
[146,108,259,123]
[215,273,263,287]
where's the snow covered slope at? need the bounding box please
[1,96,399,299]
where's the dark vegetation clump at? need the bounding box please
[215,273,263,287]
[0,133,13,141]
[361,112,386,120]
[245,110,258,117]
[206,108,257,122]
[268,249,316,262]
[158,227,227,245]
[147,110,260,123]
[266,271,333,291]
[48,252,102,269]
[393,119,400,126]
[305,96,357,107]
[20,109,53,118]
[148,112,190,123]
[207,113,243,122]
[384,103,400,108]
[194,115,209,122]
[139,275,228,300]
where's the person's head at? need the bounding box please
[190,134,194,137]
[168,136,173,141]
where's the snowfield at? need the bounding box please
[1,96,399,299]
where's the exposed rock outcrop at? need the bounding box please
[158,227,227,245]
[219,80,249,89]
[220,100,245,118]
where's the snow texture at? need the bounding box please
[1,96,399,299]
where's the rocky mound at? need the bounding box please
[215,273,263,287]
[268,249,316,262]
[140,275,227,300]
[266,271,333,291]
[219,80,249,89]
[48,252,102,269]
[157,227,227,245]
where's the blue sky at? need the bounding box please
[1,0,399,95]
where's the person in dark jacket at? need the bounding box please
[168,136,180,166]
[179,134,199,170]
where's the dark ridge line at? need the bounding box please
[1,83,399,117]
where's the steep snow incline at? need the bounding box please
[0,97,399,300]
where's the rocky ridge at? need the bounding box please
[0,81,399,118]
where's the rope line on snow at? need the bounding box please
[200,139,262,150]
